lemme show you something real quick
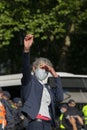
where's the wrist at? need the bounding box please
[50,68,58,77]
[24,48,30,53]
[72,124,77,129]
[52,73,58,77]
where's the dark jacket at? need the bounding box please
[2,99,15,129]
[21,52,64,126]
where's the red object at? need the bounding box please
[36,114,51,121]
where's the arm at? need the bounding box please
[54,76,64,102]
[21,34,33,86]
[68,116,77,130]
[50,67,64,102]
[76,115,84,125]
[22,52,31,85]
[44,65,63,102]
[48,76,64,103]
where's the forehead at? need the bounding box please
[32,57,52,68]
[70,101,76,105]
[38,61,46,65]
[62,106,67,109]
[33,60,46,67]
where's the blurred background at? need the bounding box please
[0,0,87,75]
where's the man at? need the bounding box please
[65,99,84,130]
[21,34,64,130]
[58,104,68,130]
[2,91,16,130]
[67,99,83,119]
[3,91,11,101]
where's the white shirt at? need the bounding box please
[38,81,51,118]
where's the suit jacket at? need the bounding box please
[21,52,64,125]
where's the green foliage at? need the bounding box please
[0,0,87,74]
[0,0,87,46]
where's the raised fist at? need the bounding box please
[24,34,33,51]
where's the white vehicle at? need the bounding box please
[0,72,87,104]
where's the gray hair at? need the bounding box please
[32,57,53,68]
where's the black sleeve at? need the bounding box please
[48,76,64,103]
[21,52,31,86]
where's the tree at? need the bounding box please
[0,0,87,74]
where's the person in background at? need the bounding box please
[3,91,11,101]
[82,104,87,129]
[57,102,85,130]
[0,90,7,130]
[58,104,68,130]
[58,102,84,130]
[21,34,64,130]
[67,99,84,130]
[12,97,24,130]
[2,91,15,130]
[12,97,22,109]
[13,97,29,130]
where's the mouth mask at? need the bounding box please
[60,109,65,113]
[35,68,48,81]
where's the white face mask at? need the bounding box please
[60,109,65,113]
[34,68,48,81]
